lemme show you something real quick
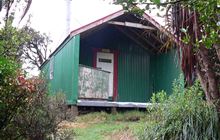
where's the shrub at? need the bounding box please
[0,59,73,139]
[0,57,32,136]
[7,92,70,140]
[140,79,220,140]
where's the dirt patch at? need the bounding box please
[105,127,138,140]
[58,121,88,129]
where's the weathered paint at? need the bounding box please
[91,48,119,100]
[78,65,110,99]
[41,35,80,104]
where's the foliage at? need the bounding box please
[151,90,167,103]
[0,0,59,139]
[8,93,68,140]
[0,0,33,59]
[0,0,50,70]
[169,0,219,86]
[0,57,72,139]
[0,57,32,135]
[0,57,70,139]
[54,128,75,140]
[2,86,71,140]
[0,22,51,69]
[0,21,26,59]
[139,79,220,140]
[20,26,52,69]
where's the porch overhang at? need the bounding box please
[79,12,167,53]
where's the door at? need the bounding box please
[96,52,114,97]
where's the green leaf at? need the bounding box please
[153,0,160,4]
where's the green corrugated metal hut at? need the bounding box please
[40,10,181,105]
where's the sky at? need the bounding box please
[29,0,121,53]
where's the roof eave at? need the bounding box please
[70,9,125,37]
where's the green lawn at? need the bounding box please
[67,111,148,140]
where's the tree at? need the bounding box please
[0,1,70,139]
[0,0,33,60]
[0,0,33,135]
[115,0,220,106]
[0,0,32,25]
[20,26,52,69]
[0,20,24,59]
[0,1,51,70]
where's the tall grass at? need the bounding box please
[140,78,220,140]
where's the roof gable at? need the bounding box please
[70,10,124,37]
[40,9,173,69]
[69,9,169,38]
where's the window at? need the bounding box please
[49,56,54,80]
[98,58,112,63]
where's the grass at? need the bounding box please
[63,111,149,140]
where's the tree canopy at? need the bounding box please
[20,26,52,69]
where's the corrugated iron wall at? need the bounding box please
[41,25,180,104]
[79,26,181,102]
[152,49,181,94]
[80,31,153,102]
[116,44,180,102]
[41,35,80,104]
[117,44,152,102]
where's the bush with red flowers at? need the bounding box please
[0,57,71,139]
[0,57,30,132]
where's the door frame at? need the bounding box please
[92,48,118,101]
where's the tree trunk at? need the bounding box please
[214,43,220,61]
[196,46,220,109]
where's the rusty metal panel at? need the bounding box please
[78,65,110,99]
